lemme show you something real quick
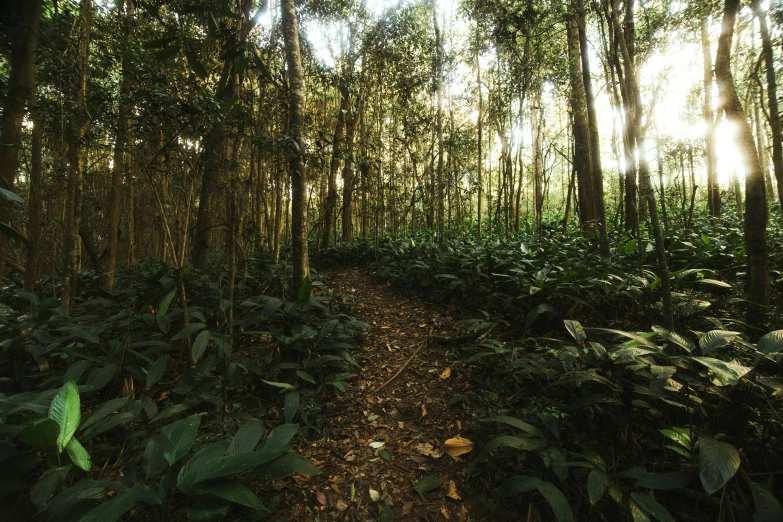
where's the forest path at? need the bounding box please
[282,267,482,521]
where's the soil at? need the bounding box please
[275,267,488,521]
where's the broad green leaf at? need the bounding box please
[587,469,608,505]
[750,482,783,522]
[0,188,24,203]
[660,427,691,449]
[262,453,320,479]
[594,328,658,349]
[537,482,575,522]
[192,330,211,363]
[261,424,298,450]
[143,438,167,478]
[171,323,206,341]
[414,474,443,494]
[296,370,316,384]
[757,330,783,355]
[19,418,60,448]
[525,303,556,328]
[49,381,81,452]
[631,492,675,522]
[478,435,547,461]
[630,499,652,522]
[284,390,300,424]
[652,325,695,352]
[30,465,71,508]
[227,418,264,455]
[564,320,586,344]
[636,470,692,490]
[192,481,265,510]
[79,489,139,522]
[65,437,92,471]
[185,47,209,78]
[161,414,201,465]
[691,357,750,386]
[186,499,229,521]
[297,277,313,301]
[498,476,541,497]
[699,434,740,495]
[482,416,544,438]
[699,330,739,354]
[146,355,169,388]
[262,380,296,391]
[158,289,176,317]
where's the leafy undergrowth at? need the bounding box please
[316,212,783,521]
[0,257,367,521]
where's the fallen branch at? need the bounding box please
[371,335,430,395]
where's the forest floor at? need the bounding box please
[277,267,486,522]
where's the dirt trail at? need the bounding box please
[281,268,483,521]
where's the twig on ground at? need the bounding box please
[371,334,430,395]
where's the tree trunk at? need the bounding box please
[701,17,721,217]
[611,0,673,328]
[0,0,42,277]
[434,5,445,238]
[25,88,43,292]
[61,0,91,310]
[281,0,310,291]
[577,0,611,260]
[476,35,483,236]
[715,0,770,326]
[567,15,595,231]
[752,0,783,212]
[103,0,134,288]
[341,93,360,242]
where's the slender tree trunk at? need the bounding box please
[434,5,445,238]
[282,0,309,291]
[567,15,595,231]
[715,0,770,326]
[62,0,91,310]
[0,0,42,277]
[701,17,721,217]
[752,0,783,211]
[611,0,673,328]
[103,0,134,288]
[577,0,611,260]
[25,90,43,292]
[476,35,483,236]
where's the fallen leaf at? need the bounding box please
[444,437,473,458]
[336,499,348,511]
[370,441,386,449]
[402,502,414,515]
[441,506,451,519]
[447,480,461,500]
[414,474,443,494]
[414,442,442,459]
[316,490,327,506]
[421,404,428,418]
[440,367,452,379]
[369,489,381,502]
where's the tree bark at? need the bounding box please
[103,0,134,288]
[281,0,310,291]
[715,0,770,326]
[752,0,783,211]
[434,5,445,238]
[576,0,611,260]
[611,0,673,328]
[25,84,43,292]
[701,17,721,217]
[0,0,43,277]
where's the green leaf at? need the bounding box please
[587,469,608,505]
[636,470,692,490]
[478,435,547,461]
[155,43,181,60]
[81,397,130,431]
[161,414,201,465]
[143,438,167,478]
[192,481,265,510]
[0,221,27,244]
[261,298,283,319]
[630,492,675,522]
[30,465,71,508]
[192,330,211,363]
[482,416,544,438]
[158,289,176,318]
[49,381,81,452]
[537,482,575,522]
[691,357,750,386]
[284,390,300,424]
[525,303,556,328]
[296,370,316,384]
[171,323,206,341]
[414,474,443,494]
[379,450,391,462]
[630,499,652,522]
[79,489,139,522]
[498,475,541,497]
[757,330,783,355]
[261,424,298,450]
[65,437,92,471]
[146,355,169,388]
[185,47,209,78]
[660,427,691,449]
[652,325,695,352]
[297,277,313,302]
[699,434,740,495]
[227,418,264,455]
[594,328,658,349]
[750,482,783,522]
[564,320,586,344]
[262,380,296,392]
[699,330,739,354]
[262,453,320,479]
[0,188,24,203]
[19,418,60,448]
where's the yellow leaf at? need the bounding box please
[444,436,473,457]
[441,506,451,519]
[439,367,452,379]
[447,480,462,500]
